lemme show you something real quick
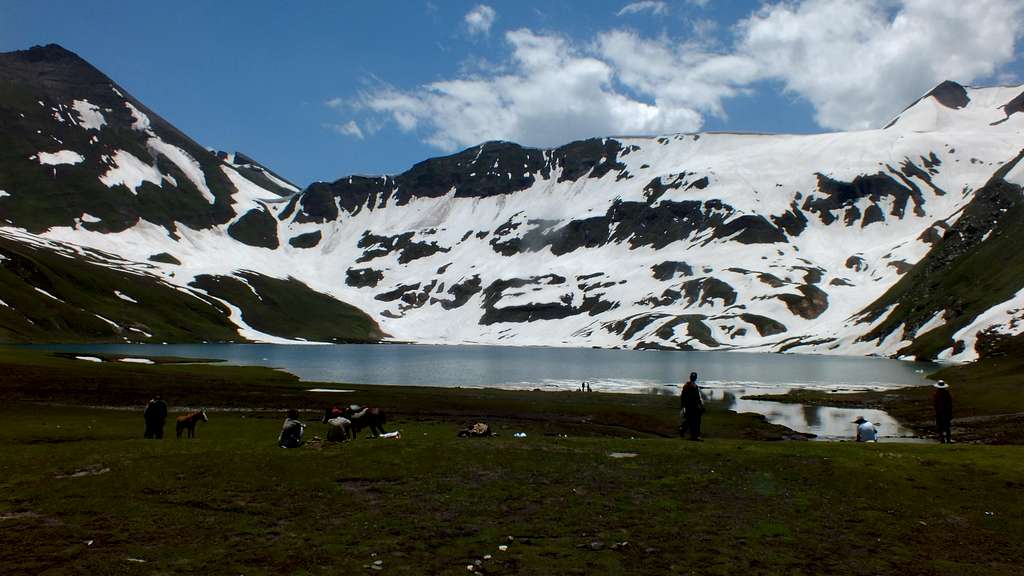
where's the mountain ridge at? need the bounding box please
[1,44,1022,363]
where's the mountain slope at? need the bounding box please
[850,150,1024,362]
[0,44,381,344]
[1,44,1023,359]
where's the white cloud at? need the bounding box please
[617,2,668,17]
[345,0,1024,150]
[355,29,721,151]
[465,5,496,36]
[327,120,364,139]
[687,0,711,8]
[736,0,1024,130]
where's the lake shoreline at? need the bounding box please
[12,342,941,441]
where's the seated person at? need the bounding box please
[853,416,878,442]
[278,409,306,448]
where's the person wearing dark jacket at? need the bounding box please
[278,409,306,448]
[143,396,168,439]
[932,380,953,443]
[679,372,705,441]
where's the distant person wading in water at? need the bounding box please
[679,372,705,441]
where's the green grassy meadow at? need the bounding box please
[1,348,1023,575]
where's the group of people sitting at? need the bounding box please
[279,404,389,448]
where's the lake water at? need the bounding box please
[35,343,937,441]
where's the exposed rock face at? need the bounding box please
[346,268,383,288]
[927,80,971,109]
[288,231,321,249]
[2,47,1024,359]
[228,205,279,249]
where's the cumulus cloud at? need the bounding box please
[736,0,1024,130]
[616,2,668,17]
[465,5,496,36]
[355,29,721,150]
[345,0,1024,151]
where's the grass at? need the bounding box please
[1,347,1022,574]
[2,405,1022,575]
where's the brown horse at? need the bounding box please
[176,409,208,439]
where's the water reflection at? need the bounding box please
[704,385,918,440]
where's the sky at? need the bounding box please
[3,0,1023,187]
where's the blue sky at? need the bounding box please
[3,1,1022,187]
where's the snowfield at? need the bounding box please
[5,81,1024,361]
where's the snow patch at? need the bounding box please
[72,99,106,131]
[34,287,64,302]
[93,314,120,329]
[37,150,84,166]
[147,138,215,204]
[0,190,8,197]
[125,101,151,132]
[114,290,138,303]
[99,150,161,193]
[914,311,946,337]
[220,165,279,206]
[75,356,102,363]
[80,213,101,224]
[118,358,154,364]
[944,287,1024,362]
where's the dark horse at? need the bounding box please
[176,409,208,439]
[322,405,386,440]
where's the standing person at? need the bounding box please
[680,372,705,441]
[143,395,168,439]
[932,380,953,443]
[278,409,306,448]
[853,416,878,442]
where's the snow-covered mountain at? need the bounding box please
[0,44,380,343]
[2,45,1023,363]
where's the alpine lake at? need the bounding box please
[32,343,938,441]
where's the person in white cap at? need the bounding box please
[932,380,953,443]
[853,416,878,442]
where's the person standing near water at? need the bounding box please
[143,395,168,439]
[680,372,704,441]
[932,380,953,443]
